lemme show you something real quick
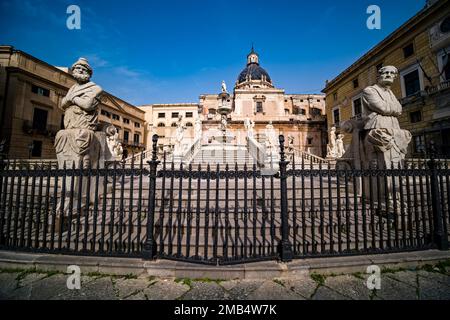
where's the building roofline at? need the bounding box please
[139,103,199,107]
[1,45,144,114]
[322,0,446,93]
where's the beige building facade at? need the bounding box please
[139,48,327,157]
[0,46,145,159]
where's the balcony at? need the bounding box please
[400,81,450,106]
[22,120,59,137]
[120,139,145,149]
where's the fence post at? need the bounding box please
[143,134,160,259]
[278,135,293,262]
[428,141,449,250]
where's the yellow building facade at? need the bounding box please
[323,0,450,157]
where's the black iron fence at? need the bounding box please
[0,135,449,265]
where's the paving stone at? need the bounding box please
[17,273,48,288]
[312,286,350,300]
[219,280,263,299]
[181,281,227,300]
[125,292,147,300]
[0,273,20,299]
[417,271,450,288]
[143,280,190,300]
[113,277,152,299]
[324,275,371,300]
[246,281,303,300]
[20,274,68,300]
[50,276,117,300]
[281,277,318,299]
[375,276,418,300]
[418,275,450,300]
[385,271,418,289]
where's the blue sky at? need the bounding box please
[0,0,425,104]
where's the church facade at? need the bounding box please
[140,48,327,157]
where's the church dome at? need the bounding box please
[237,63,272,84]
[236,47,273,87]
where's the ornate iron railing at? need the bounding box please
[0,135,448,265]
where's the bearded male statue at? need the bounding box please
[361,65,411,169]
[55,58,103,168]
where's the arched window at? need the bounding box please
[186,122,193,127]
[157,123,165,127]
[171,123,177,127]
[209,108,216,115]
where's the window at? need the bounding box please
[317,99,321,103]
[300,108,306,115]
[31,85,50,97]
[306,137,313,145]
[123,131,129,142]
[438,49,450,82]
[333,108,340,125]
[186,122,193,127]
[133,134,140,144]
[158,113,165,118]
[185,112,193,118]
[410,111,422,123]
[209,109,216,115]
[413,135,425,154]
[172,112,179,118]
[333,92,338,101]
[444,54,450,81]
[157,123,165,127]
[256,101,263,113]
[112,114,120,121]
[285,109,290,115]
[352,78,359,89]
[171,123,177,127]
[123,118,130,124]
[403,69,421,97]
[403,43,415,59]
[300,99,304,102]
[352,97,362,116]
[311,108,322,116]
[32,108,48,131]
[134,122,141,128]
[101,110,111,118]
[31,140,42,157]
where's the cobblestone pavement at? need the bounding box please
[1,262,449,300]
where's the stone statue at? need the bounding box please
[264,121,278,155]
[221,80,227,93]
[335,134,345,158]
[53,58,105,226]
[174,114,185,155]
[106,126,123,161]
[326,126,337,158]
[361,66,411,169]
[55,58,103,168]
[194,118,202,140]
[244,118,255,139]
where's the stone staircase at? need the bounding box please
[189,145,255,166]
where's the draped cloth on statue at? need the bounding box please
[55,129,95,157]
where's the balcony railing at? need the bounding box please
[22,120,59,137]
